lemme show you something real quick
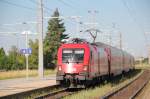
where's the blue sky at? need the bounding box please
[0,0,150,58]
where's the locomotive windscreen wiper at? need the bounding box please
[66,60,69,64]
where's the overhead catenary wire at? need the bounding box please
[58,0,75,9]
[29,0,54,14]
[62,0,90,14]
[0,0,50,14]
[0,0,35,11]
[121,0,149,58]
[121,0,147,45]
[57,0,81,14]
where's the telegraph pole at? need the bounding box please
[25,31,29,79]
[144,32,150,64]
[72,16,81,34]
[38,0,44,78]
[86,10,100,42]
[109,32,112,46]
[88,10,98,29]
[148,46,150,64]
[119,32,122,49]
[109,23,116,46]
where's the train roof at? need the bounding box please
[92,42,110,47]
[63,38,133,57]
[65,38,89,44]
[92,42,133,57]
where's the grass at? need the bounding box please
[64,69,142,99]
[0,69,56,80]
[135,63,150,70]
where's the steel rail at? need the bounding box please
[101,70,150,99]
[35,88,80,99]
[35,88,67,99]
[129,76,149,99]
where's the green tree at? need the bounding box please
[7,46,25,70]
[28,39,38,69]
[142,58,148,64]
[0,48,7,70]
[44,8,68,69]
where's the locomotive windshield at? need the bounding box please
[62,49,84,63]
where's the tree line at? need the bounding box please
[0,9,69,70]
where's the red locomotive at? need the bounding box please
[56,38,134,88]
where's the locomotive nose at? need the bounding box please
[61,63,84,74]
[65,63,76,73]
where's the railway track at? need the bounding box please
[35,88,81,99]
[101,70,150,99]
[35,69,145,99]
[1,70,146,99]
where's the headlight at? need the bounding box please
[83,66,88,71]
[58,66,61,71]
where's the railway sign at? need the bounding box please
[20,48,32,55]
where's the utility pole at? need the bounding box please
[110,23,122,49]
[38,0,44,78]
[109,23,116,46]
[88,10,98,29]
[25,31,29,80]
[144,32,150,64]
[71,16,81,34]
[22,30,38,79]
[140,57,143,67]
[119,32,122,49]
[85,10,100,42]
[148,46,150,64]
[109,32,112,46]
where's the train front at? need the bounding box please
[56,41,90,88]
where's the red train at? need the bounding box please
[56,38,134,88]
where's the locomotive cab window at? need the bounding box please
[62,49,84,63]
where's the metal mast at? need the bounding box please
[119,32,122,49]
[38,0,44,78]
